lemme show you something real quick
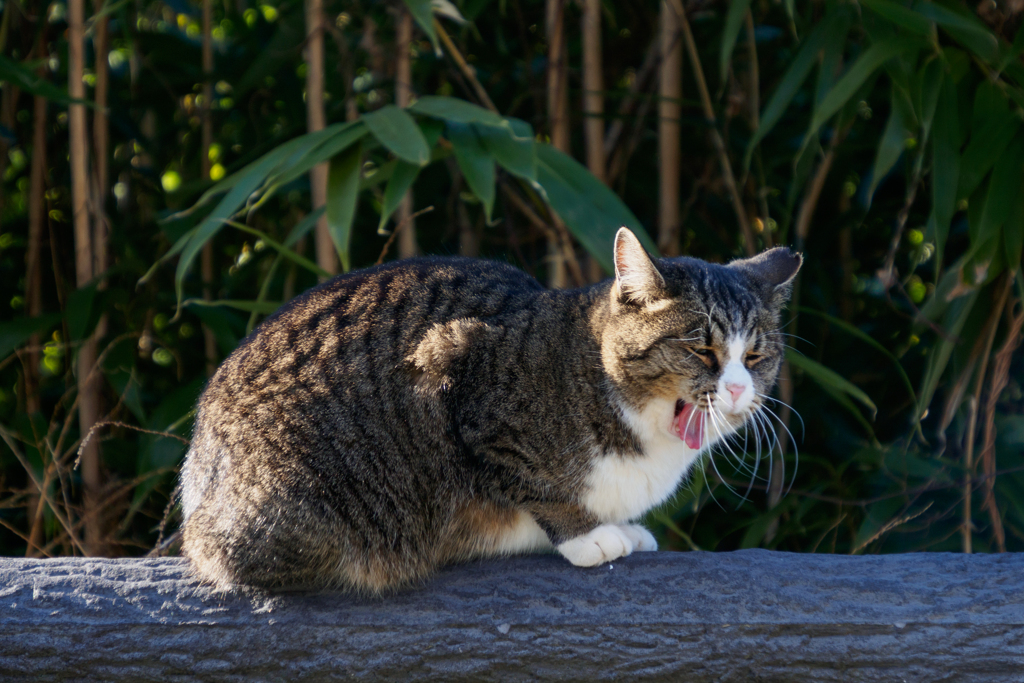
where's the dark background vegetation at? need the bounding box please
[0,0,1022,560]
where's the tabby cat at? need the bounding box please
[180,228,801,592]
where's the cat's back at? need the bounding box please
[206,255,541,393]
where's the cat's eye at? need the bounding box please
[689,346,718,369]
[745,352,765,368]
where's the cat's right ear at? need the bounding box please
[730,247,802,306]
[613,227,666,305]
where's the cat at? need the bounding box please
[179,227,801,592]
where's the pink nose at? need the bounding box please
[725,383,747,403]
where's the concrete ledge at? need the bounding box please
[2,550,1023,681]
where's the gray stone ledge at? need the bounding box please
[2,550,1023,682]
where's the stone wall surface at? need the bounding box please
[2,550,1023,681]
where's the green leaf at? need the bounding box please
[448,122,496,221]
[808,38,918,141]
[739,502,791,549]
[913,0,998,61]
[326,143,363,273]
[861,0,933,37]
[719,0,754,85]
[0,55,87,107]
[534,144,657,274]
[814,13,853,106]
[401,0,440,54]
[974,131,1024,248]
[915,56,943,147]
[786,350,877,419]
[284,206,326,248]
[795,306,917,406]
[782,0,796,33]
[868,83,915,201]
[930,70,960,264]
[957,83,1019,200]
[224,220,329,279]
[0,313,63,361]
[476,118,536,181]
[419,118,445,149]
[183,299,283,314]
[362,105,430,166]
[1002,21,1024,71]
[745,13,841,167]
[410,95,508,128]
[378,161,421,233]
[170,132,337,313]
[915,271,979,422]
[1003,182,1024,270]
[253,122,368,210]
[189,307,241,358]
[173,161,276,316]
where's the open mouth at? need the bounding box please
[673,399,705,450]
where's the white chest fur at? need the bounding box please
[581,397,703,523]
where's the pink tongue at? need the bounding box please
[676,403,704,450]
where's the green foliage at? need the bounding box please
[0,0,1022,560]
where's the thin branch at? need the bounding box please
[604,31,665,160]
[0,425,87,555]
[981,293,1023,552]
[375,206,435,265]
[962,275,1014,552]
[435,20,498,113]
[502,184,585,287]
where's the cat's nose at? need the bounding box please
[725,382,747,403]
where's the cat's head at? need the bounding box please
[599,228,801,451]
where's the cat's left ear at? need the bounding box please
[730,247,802,305]
[613,227,667,305]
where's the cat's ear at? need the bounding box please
[730,247,802,304]
[613,227,666,305]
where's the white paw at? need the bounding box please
[618,524,657,552]
[557,524,634,567]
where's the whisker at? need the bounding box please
[756,392,806,438]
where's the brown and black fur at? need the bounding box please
[180,234,800,592]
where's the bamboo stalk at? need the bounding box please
[658,0,683,257]
[581,0,605,186]
[92,0,110,300]
[545,0,570,288]
[668,0,755,256]
[201,0,218,375]
[70,0,104,557]
[25,33,48,555]
[396,9,418,259]
[581,0,606,281]
[305,0,336,276]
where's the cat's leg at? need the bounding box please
[525,502,638,567]
[616,524,658,552]
[557,524,640,566]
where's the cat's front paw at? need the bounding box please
[557,524,635,567]
[618,524,657,552]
